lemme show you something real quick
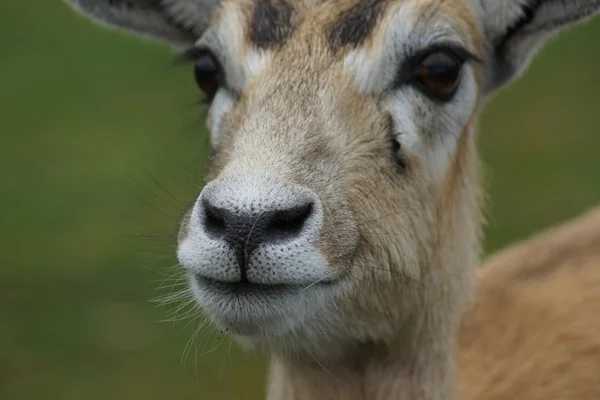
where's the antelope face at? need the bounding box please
[176,0,484,348]
[67,0,600,355]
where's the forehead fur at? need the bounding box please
[214,0,481,53]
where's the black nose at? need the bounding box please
[200,198,314,279]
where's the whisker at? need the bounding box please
[198,329,228,357]
[181,324,202,371]
[302,271,340,292]
[142,165,187,207]
[126,172,182,211]
[119,191,179,222]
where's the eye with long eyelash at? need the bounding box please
[414,49,465,101]
[396,43,482,103]
[194,51,221,100]
[178,47,224,102]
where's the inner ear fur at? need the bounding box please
[65,0,221,46]
[479,0,600,93]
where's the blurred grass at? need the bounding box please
[0,1,598,399]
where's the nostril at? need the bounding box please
[202,199,227,237]
[264,202,314,241]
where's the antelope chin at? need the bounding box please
[190,272,346,343]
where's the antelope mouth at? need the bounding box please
[195,275,340,295]
[190,271,347,339]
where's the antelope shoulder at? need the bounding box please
[459,207,600,400]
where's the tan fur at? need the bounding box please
[266,208,600,400]
[459,207,600,400]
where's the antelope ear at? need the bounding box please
[65,0,221,47]
[475,0,600,94]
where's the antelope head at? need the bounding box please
[67,0,600,359]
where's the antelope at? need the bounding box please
[65,0,600,399]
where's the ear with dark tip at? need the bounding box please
[64,0,221,47]
[475,0,600,94]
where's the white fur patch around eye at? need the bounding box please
[344,2,470,95]
[203,46,269,148]
[199,4,270,92]
[207,88,235,148]
[196,5,271,148]
[244,48,269,79]
[342,0,479,183]
[385,65,478,184]
[344,3,414,94]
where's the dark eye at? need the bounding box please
[194,52,221,99]
[414,50,464,102]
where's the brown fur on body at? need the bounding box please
[459,206,600,400]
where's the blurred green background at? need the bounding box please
[1,1,598,399]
